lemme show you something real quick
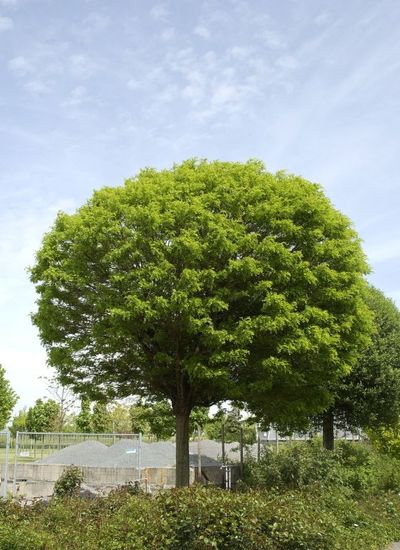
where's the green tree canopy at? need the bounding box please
[9,409,27,437]
[75,397,93,433]
[30,159,371,485]
[108,402,133,434]
[320,286,400,448]
[204,406,256,444]
[26,399,60,433]
[91,402,111,433]
[129,400,209,440]
[0,365,18,430]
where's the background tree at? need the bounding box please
[129,400,209,440]
[319,286,400,449]
[142,400,176,440]
[204,406,256,444]
[30,160,371,485]
[0,365,17,429]
[75,397,92,432]
[26,399,60,433]
[129,402,151,436]
[108,402,133,433]
[9,409,27,437]
[43,376,77,431]
[91,402,111,433]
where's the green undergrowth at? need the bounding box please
[0,485,399,550]
[1,442,400,549]
[243,439,400,495]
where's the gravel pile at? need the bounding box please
[36,439,245,468]
[36,441,109,467]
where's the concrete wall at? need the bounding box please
[1,463,196,499]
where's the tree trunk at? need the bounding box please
[175,410,190,487]
[322,410,335,450]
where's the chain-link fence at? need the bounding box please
[0,430,10,498]
[12,432,141,499]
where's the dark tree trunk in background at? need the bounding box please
[322,410,335,450]
[175,410,190,487]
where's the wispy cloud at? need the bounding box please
[194,25,210,39]
[69,54,97,79]
[61,85,91,108]
[150,4,168,22]
[0,15,13,30]
[24,80,51,95]
[161,27,175,40]
[8,55,34,75]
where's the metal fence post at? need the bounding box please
[221,423,225,464]
[12,431,19,498]
[1,431,10,498]
[137,432,141,482]
[197,424,202,482]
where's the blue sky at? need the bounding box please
[1,0,400,410]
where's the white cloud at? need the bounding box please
[194,25,210,39]
[127,78,140,91]
[83,12,109,33]
[0,15,13,31]
[263,29,286,50]
[212,83,239,106]
[182,70,206,103]
[8,55,34,75]
[69,54,97,79]
[314,12,331,26]
[61,85,92,108]
[150,4,168,22]
[228,46,254,60]
[24,80,51,95]
[276,55,298,70]
[161,27,175,40]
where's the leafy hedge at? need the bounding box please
[0,442,399,549]
[243,439,400,496]
[0,485,399,549]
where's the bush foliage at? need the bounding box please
[53,466,84,498]
[243,439,400,496]
[0,443,399,549]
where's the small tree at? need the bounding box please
[75,397,92,433]
[0,365,17,430]
[44,376,77,431]
[91,402,111,433]
[204,407,256,444]
[9,409,27,437]
[25,399,60,433]
[108,402,133,433]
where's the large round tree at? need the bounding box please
[30,160,371,485]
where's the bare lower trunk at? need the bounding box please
[175,411,190,487]
[322,411,335,450]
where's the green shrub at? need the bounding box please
[1,478,400,549]
[53,465,84,498]
[243,440,400,497]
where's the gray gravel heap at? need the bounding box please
[36,441,109,467]
[36,439,247,468]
